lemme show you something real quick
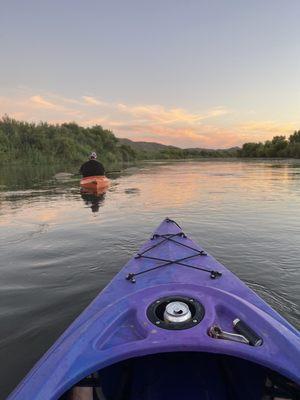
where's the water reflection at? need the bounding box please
[80,190,106,213]
[0,164,70,191]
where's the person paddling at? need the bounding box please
[79,152,105,177]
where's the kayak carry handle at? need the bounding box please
[165,217,182,229]
[208,320,263,347]
[208,325,249,344]
[233,318,263,347]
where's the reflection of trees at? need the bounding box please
[0,163,63,191]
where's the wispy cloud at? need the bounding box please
[0,92,83,119]
[82,96,106,106]
[117,103,230,125]
[30,95,58,109]
[0,88,299,148]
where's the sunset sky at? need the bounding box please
[1,0,300,148]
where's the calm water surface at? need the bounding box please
[0,160,300,397]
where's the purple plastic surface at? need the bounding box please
[8,219,300,399]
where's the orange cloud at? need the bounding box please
[1,89,299,148]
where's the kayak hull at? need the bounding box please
[8,219,300,399]
[80,175,109,192]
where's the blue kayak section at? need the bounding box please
[8,218,300,399]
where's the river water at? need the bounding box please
[0,159,300,397]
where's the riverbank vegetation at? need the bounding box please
[0,116,237,164]
[239,132,300,158]
[0,116,136,164]
[1,116,300,164]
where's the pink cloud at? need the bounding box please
[117,103,230,125]
[30,95,57,109]
[1,89,299,148]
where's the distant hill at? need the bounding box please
[118,138,239,158]
[118,138,179,152]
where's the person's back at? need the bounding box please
[80,152,105,177]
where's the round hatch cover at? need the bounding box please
[147,296,205,330]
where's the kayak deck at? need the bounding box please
[80,175,110,192]
[8,218,300,399]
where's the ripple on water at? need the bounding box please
[0,160,300,398]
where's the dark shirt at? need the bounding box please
[80,160,105,177]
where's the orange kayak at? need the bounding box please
[80,175,110,192]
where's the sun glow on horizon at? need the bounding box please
[0,90,298,149]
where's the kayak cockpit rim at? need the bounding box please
[59,352,300,400]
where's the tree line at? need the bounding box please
[0,116,239,164]
[1,116,300,164]
[0,116,136,164]
[239,131,300,158]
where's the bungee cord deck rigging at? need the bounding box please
[126,219,222,282]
